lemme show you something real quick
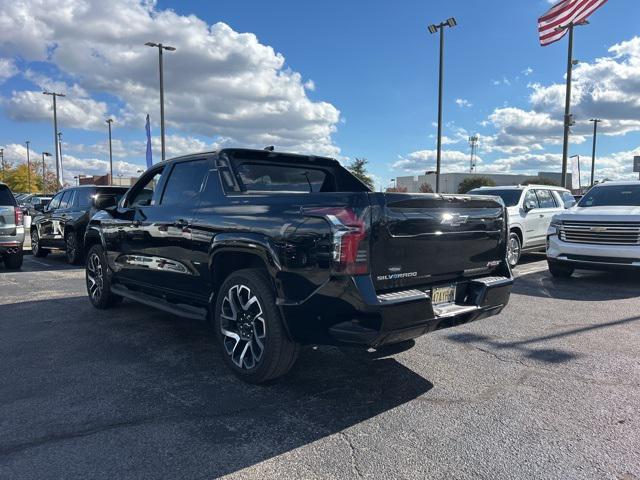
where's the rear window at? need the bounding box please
[236,163,328,193]
[468,189,522,207]
[0,185,16,206]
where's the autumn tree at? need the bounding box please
[418,183,434,193]
[5,163,43,193]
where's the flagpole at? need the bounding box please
[560,22,574,190]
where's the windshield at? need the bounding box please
[468,189,522,207]
[579,185,640,207]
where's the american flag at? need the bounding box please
[538,0,608,46]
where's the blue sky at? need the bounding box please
[0,0,639,187]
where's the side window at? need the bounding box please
[535,189,557,208]
[523,190,539,210]
[76,189,93,208]
[160,160,209,207]
[127,168,165,207]
[47,192,63,211]
[59,190,75,209]
[560,191,576,208]
[198,165,224,208]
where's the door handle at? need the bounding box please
[539,214,544,218]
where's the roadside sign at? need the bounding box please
[634,156,640,173]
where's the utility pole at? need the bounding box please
[106,118,114,185]
[428,18,457,193]
[25,141,31,193]
[41,152,51,195]
[145,42,176,162]
[589,119,601,187]
[43,91,66,187]
[0,148,4,183]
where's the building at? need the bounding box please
[395,171,573,194]
[78,174,139,187]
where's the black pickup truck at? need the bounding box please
[85,148,512,383]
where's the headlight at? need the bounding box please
[549,218,562,235]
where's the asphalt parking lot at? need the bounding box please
[0,253,639,480]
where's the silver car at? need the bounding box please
[0,182,25,269]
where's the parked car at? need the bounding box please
[22,195,52,216]
[469,184,575,267]
[0,182,24,269]
[31,185,128,264]
[547,181,640,277]
[84,148,513,383]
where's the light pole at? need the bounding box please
[589,119,601,187]
[145,42,176,162]
[57,131,64,185]
[41,152,51,195]
[106,118,114,185]
[428,17,457,193]
[25,140,31,193]
[43,91,66,186]
[0,148,4,182]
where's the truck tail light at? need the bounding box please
[14,207,23,226]
[306,207,370,275]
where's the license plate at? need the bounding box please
[431,285,456,305]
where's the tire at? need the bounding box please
[214,268,299,384]
[65,231,83,265]
[548,261,574,278]
[31,230,48,257]
[4,250,23,270]
[86,244,122,309]
[507,231,522,267]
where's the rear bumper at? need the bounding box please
[328,275,513,347]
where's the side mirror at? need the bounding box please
[523,201,536,212]
[93,195,117,210]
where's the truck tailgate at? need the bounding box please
[369,193,507,290]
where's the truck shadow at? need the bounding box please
[513,267,640,301]
[0,296,432,479]
[446,314,640,365]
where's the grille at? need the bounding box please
[559,220,640,245]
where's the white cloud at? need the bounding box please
[0,0,340,156]
[0,58,17,83]
[455,98,472,108]
[392,149,476,174]
[522,67,533,76]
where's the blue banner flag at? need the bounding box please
[145,114,153,168]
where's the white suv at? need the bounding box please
[547,181,640,277]
[469,185,575,267]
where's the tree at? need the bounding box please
[347,158,374,191]
[457,176,496,194]
[385,186,408,193]
[418,182,433,193]
[5,163,43,193]
[522,177,559,186]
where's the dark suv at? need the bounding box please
[84,149,512,383]
[31,185,128,264]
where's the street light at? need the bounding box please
[428,17,457,193]
[106,118,114,185]
[145,41,176,162]
[589,119,601,187]
[0,148,4,182]
[43,91,66,186]
[41,152,51,195]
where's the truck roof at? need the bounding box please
[168,148,339,167]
